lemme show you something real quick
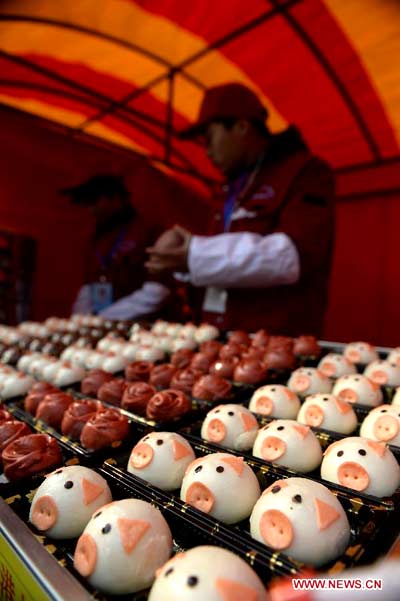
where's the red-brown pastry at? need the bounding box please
[199,340,223,360]
[170,349,195,369]
[2,434,62,480]
[170,368,202,395]
[121,382,156,415]
[209,357,239,379]
[97,378,126,406]
[0,408,13,423]
[227,330,251,346]
[293,335,321,357]
[242,346,265,361]
[251,329,270,349]
[125,361,153,382]
[80,408,130,450]
[81,369,114,397]
[146,389,190,421]
[192,374,232,401]
[0,421,31,455]
[36,392,74,429]
[233,359,266,384]
[190,353,213,374]
[266,336,294,352]
[61,400,99,440]
[24,382,59,415]
[219,341,247,360]
[263,349,296,371]
[149,364,177,388]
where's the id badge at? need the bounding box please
[90,282,113,313]
[202,287,227,314]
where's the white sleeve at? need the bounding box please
[98,282,170,320]
[71,284,92,315]
[187,232,300,288]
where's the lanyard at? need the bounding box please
[94,225,128,270]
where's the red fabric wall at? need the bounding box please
[0,106,210,320]
[1,106,399,346]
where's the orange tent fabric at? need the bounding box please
[0,0,399,343]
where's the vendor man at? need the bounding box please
[146,83,335,336]
[64,174,170,319]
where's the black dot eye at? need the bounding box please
[337,450,344,457]
[358,449,367,456]
[215,409,220,413]
[102,523,111,534]
[94,511,102,519]
[355,377,360,381]
[156,439,163,445]
[381,409,387,413]
[228,411,234,416]
[271,388,276,392]
[216,466,224,473]
[143,436,149,441]
[165,567,174,577]
[277,426,284,431]
[187,576,198,587]
[64,480,73,489]
[307,371,313,376]
[323,397,329,401]
[55,470,63,475]
[292,494,302,503]
[271,485,281,493]
[195,465,203,473]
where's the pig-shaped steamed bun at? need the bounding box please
[360,405,400,447]
[344,342,378,365]
[181,453,260,524]
[249,384,300,419]
[201,404,258,451]
[250,477,350,567]
[321,437,400,497]
[128,432,195,491]
[317,354,356,379]
[74,499,172,594]
[364,360,400,388]
[332,374,383,407]
[148,545,267,601]
[287,368,332,397]
[29,466,112,539]
[253,420,322,473]
[388,348,400,367]
[297,394,357,434]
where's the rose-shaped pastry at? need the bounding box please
[61,400,99,440]
[190,353,213,374]
[266,336,294,352]
[125,361,153,382]
[24,382,60,415]
[80,408,130,450]
[0,408,13,423]
[293,335,321,357]
[81,369,114,397]
[97,378,126,406]
[36,392,74,429]
[209,357,239,379]
[170,368,202,395]
[146,389,190,421]
[242,347,265,361]
[219,341,247,360]
[192,374,232,401]
[149,364,177,388]
[170,348,195,369]
[121,382,156,415]
[227,330,251,346]
[2,434,62,480]
[199,340,222,359]
[263,349,296,371]
[233,359,266,385]
[0,420,31,455]
[252,329,270,349]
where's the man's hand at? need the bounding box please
[146,225,192,275]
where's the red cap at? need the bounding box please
[179,83,268,139]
